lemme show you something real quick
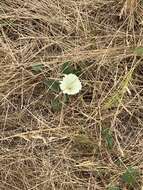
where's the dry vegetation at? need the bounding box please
[0,0,143,189]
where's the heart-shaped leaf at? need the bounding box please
[61,61,73,74]
[61,61,81,76]
[51,98,62,112]
[44,79,60,93]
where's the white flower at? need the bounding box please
[60,74,82,95]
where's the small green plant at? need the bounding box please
[102,128,114,149]
[122,166,138,187]
[44,79,62,112]
[43,61,82,112]
[134,47,143,56]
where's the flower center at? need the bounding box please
[67,87,72,90]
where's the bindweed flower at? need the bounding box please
[60,74,82,95]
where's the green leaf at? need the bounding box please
[31,64,44,74]
[61,61,73,74]
[134,47,143,56]
[72,67,82,76]
[102,128,113,149]
[63,94,69,104]
[44,79,60,92]
[51,98,62,112]
[122,167,138,186]
[61,61,81,76]
[108,187,120,190]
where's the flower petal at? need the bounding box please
[60,73,82,95]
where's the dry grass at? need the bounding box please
[0,0,143,189]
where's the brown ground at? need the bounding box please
[0,0,143,189]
